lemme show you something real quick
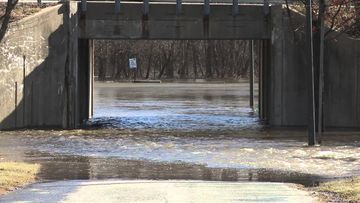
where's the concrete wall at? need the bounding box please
[268,6,308,127]
[0,3,80,130]
[269,7,360,128]
[324,35,360,128]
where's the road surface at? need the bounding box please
[0,180,317,203]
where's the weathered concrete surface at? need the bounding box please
[0,2,82,130]
[268,6,310,126]
[0,5,69,130]
[80,2,271,40]
[0,180,317,202]
[268,8,360,128]
[324,35,360,128]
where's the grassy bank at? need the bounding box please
[0,162,40,195]
[316,177,360,202]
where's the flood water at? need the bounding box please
[1,82,360,187]
[90,82,259,131]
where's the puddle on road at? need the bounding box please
[25,153,323,187]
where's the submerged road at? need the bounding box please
[0,82,357,202]
[0,180,317,203]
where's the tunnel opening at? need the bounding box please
[79,39,271,132]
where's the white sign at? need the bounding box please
[129,58,137,69]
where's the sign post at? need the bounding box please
[129,58,137,81]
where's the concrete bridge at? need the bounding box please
[76,0,282,129]
[0,1,360,134]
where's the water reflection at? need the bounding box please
[26,153,322,187]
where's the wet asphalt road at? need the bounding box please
[0,180,317,203]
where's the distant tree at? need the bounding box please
[94,40,253,80]
[289,0,359,38]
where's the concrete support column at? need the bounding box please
[261,39,270,123]
[77,39,90,125]
[258,40,264,119]
[250,40,255,108]
[263,0,269,16]
[143,0,149,16]
[176,0,182,14]
[115,0,121,14]
[268,5,284,126]
[66,0,80,129]
[203,0,210,38]
[81,0,87,12]
[142,0,149,38]
[89,40,94,119]
[232,0,238,16]
[204,0,210,16]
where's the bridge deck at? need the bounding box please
[80,2,275,39]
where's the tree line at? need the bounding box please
[94,40,261,80]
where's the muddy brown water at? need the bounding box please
[1,82,360,187]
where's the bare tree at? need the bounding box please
[0,0,18,42]
[94,40,253,80]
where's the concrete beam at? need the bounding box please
[79,2,271,39]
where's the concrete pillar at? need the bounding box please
[262,39,270,123]
[263,0,269,16]
[89,40,94,119]
[142,0,149,37]
[81,0,87,12]
[269,5,284,126]
[258,40,264,119]
[204,0,210,16]
[176,0,182,14]
[77,39,90,125]
[232,0,238,16]
[250,40,255,108]
[143,0,149,15]
[203,0,210,38]
[115,0,121,14]
[65,0,80,129]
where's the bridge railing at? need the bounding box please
[76,0,280,16]
[8,0,289,16]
